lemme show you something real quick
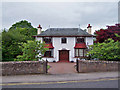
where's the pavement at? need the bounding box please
[1,72,119,84]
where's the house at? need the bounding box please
[33,24,95,62]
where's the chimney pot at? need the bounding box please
[87,24,92,28]
[37,24,42,35]
[87,24,92,34]
[37,24,42,29]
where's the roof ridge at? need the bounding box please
[37,28,93,36]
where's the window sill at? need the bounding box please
[42,56,54,58]
[61,43,67,44]
[74,56,87,58]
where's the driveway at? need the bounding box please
[48,62,76,74]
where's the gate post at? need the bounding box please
[76,58,79,73]
[46,59,48,74]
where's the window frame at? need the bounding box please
[44,49,54,58]
[43,37,52,44]
[61,37,67,44]
[75,49,85,57]
[76,37,85,43]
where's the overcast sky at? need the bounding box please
[2,2,118,33]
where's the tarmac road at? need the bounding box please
[2,78,119,88]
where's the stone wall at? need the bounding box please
[77,60,119,73]
[1,61,47,76]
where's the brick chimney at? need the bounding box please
[87,24,92,34]
[37,24,42,35]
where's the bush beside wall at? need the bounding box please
[1,61,47,76]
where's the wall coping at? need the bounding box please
[1,61,45,64]
[78,60,120,63]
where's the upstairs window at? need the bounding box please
[76,37,85,43]
[43,37,52,43]
[61,37,67,43]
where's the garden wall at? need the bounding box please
[77,60,119,73]
[1,61,47,76]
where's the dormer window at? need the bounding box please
[76,37,85,43]
[43,37,52,43]
[61,37,67,43]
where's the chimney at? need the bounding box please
[37,24,42,35]
[78,24,80,32]
[87,24,92,34]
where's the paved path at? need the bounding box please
[2,72,118,84]
[48,62,76,74]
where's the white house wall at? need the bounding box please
[36,37,93,62]
[53,37,76,62]
[36,37,43,43]
[85,37,93,45]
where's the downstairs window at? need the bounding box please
[44,49,53,57]
[75,49,86,57]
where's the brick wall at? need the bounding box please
[77,60,119,73]
[1,61,47,76]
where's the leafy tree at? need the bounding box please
[11,28,37,40]
[95,24,120,43]
[2,30,28,61]
[9,20,34,30]
[2,20,37,61]
[15,40,48,61]
[9,20,37,40]
[87,39,120,61]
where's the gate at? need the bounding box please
[76,59,79,73]
[45,59,48,74]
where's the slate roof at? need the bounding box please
[35,28,93,37]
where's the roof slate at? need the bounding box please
[36,28,93,37]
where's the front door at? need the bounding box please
[59,50,69,62]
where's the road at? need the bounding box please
[2,78,118,88]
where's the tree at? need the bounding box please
[9,20,34,31]
[9,20,37,40]
[2,30,28,61]
[15,40,48,61]
[95,24,120,43]
[87,38,120,61]
[11,28,37,40]
[2,20,37,61]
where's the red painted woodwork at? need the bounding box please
[37,24,42,29]
[59,50,69,62]
[74,43,87,49]
[87,24,92,28]
[44,43,54,48]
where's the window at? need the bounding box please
[61,37,67,43]
[76,49,79,56]
[76,37,85,43]
[43,37,52,43]
[79,49,83,56]
[75,49,85,57]
[44,49,53,57]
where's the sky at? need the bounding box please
[1,0,119,34]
